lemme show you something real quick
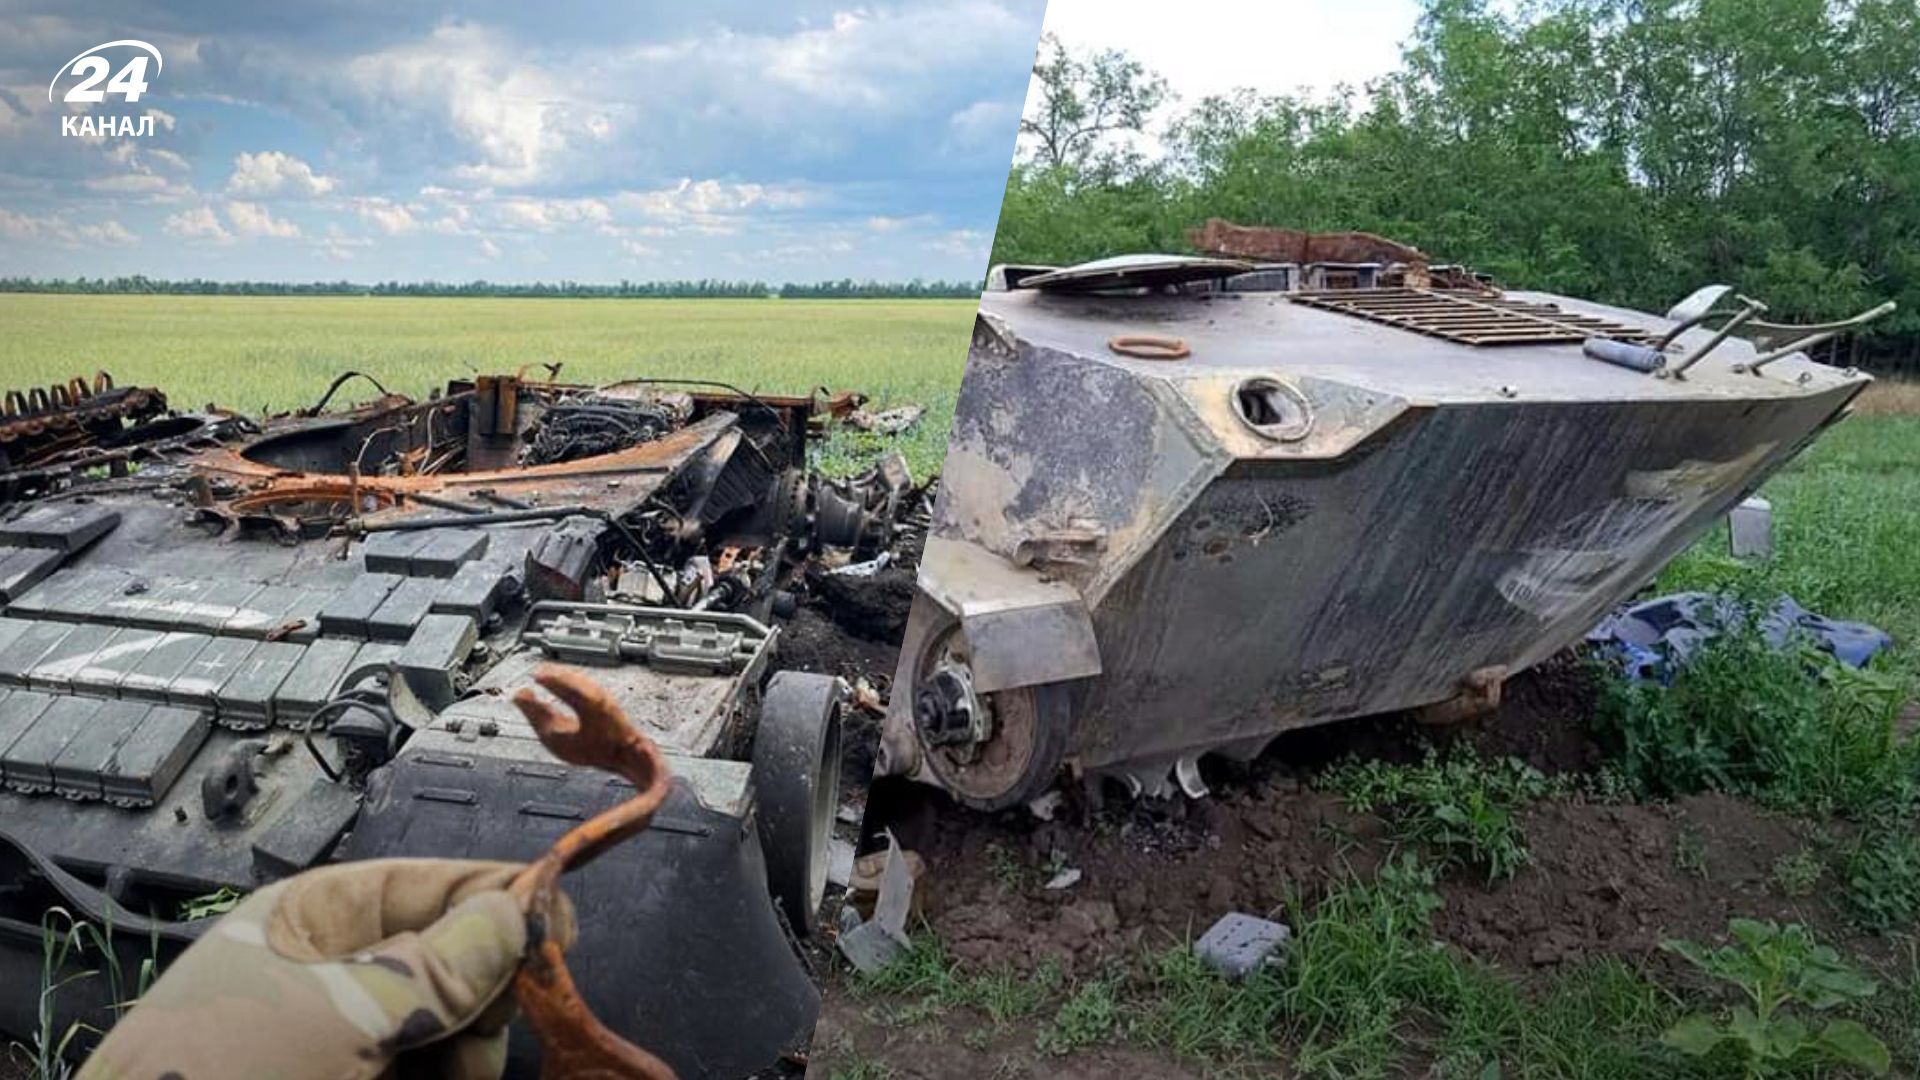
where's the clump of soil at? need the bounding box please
[804,563,916,644]
[777,606,899,688]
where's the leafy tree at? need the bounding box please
[1019,32,1171,173]
[993,0,1920,374]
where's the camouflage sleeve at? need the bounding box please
[76,858,570,1080]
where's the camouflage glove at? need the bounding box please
[78,858,574,1080]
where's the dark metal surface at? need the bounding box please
[1291,288,1659,346]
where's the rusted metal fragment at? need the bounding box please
[0,373,166,467]
[1187,219,1428,267]
[1414,665,1507,726]
[187,412,740,529]
[505,665,678,1080]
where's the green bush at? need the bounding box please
[1593,613,1914,817]
[1661,919,1890,1077]
[1841,818,1920,933]
[1327,750,1557,882]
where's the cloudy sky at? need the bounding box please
[0,1,1046,283]
[1038,0,1419,104]
[1030,0,1420,158]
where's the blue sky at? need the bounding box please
[0,1,1046,283]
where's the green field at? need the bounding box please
[0,294,978,477]
[1657,410,1920,699]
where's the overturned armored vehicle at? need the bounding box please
[0,371,907,1077]
[879,223,1886,808]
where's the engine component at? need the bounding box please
[521,395,675,466]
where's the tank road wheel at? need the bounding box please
[911,620,1071,812]
[752,671,845,936]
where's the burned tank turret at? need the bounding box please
[0,371,908,1078]
[879,242,1883,808]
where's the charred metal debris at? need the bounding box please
[0,366,925,1078]
[4,370,917,614]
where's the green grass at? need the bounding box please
[0,294,976,478]
[854,864,1920,1078]
[855,860,1711,1078]
[1324,750,1559,883]
[1658,414,1920,699]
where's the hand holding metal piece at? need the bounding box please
[509,664,679,1080]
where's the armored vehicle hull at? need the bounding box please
[881,262,1872,806]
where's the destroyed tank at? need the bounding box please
[0,370,908,1078]
[878,225,1887,808]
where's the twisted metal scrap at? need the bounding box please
[508,665,679,1080]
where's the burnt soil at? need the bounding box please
[809,646,1909,1079]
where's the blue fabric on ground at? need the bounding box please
[1587,592,1892,682]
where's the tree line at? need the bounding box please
[0,276,982,300]
[999,0,1920,373]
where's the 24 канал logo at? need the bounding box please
[50,40,164,139]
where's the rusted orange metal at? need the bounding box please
[0,372,163,454]
[507,665,679,1080]
[1186,219,1430,268]
[193,413,736,519]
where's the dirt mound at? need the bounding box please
[862,657,1898,984]
[777,606,899,686]
[884,773,1899,985]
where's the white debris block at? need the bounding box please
[1729,496,1773,559]
[1195,912,1291,979]
[827,836,858,889]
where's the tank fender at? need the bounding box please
[916,536,1100,693]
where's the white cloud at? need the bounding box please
[866,214,936,233]
[619,238,657,258]
[496,196,610,232]
[82,141,196,201]
[477,237,501,259]
[164,205,233,243]
[0,208,57,241]
[85,172,173,195]
[225,200,301,238]
[76,220,137,245]
[0,208,138,246]
[752,3,1029,111]
[614,178,809,233]
[944,99,1019,154]
[227,150,337,197]
[143,107,177,133]
[934,228,989,260]
[355,196,419,235]
[346,24,604,188]
[319,224,371,261]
